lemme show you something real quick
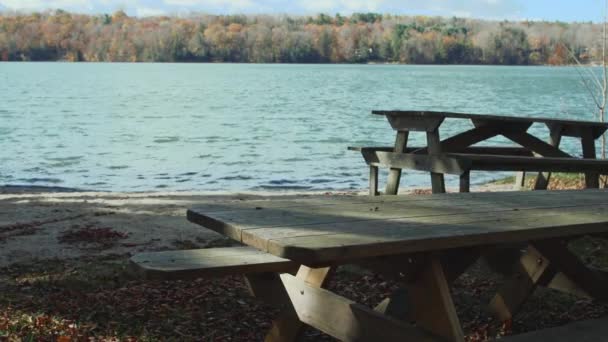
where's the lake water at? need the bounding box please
[0,63,600,192]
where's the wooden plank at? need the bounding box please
[501,131,572,158]
[130,247,297,280]
[350,146,534,156]
[265,266,332,342]
[268,205,608,264]
[427,129,446,193]
[514,171,526,190]
[532,239,608,301]
[372,110,608,130]
[279,272,439,342]
[453,153,608,173]
[385,131,409,195]
[499,317,608,342]
[581,128,600,188]
[534,126,563,190]
[369,165,379,196]
[187,187,607,218]
[489,246,556,322]
[543,271,591,299]
[361,150,470,175]
[186,191,608,238]
[411,125,503,155]
[189,190,608,237]
[384,114,445,132]
[240,198,608,251]
[459,171,470,193]
[406,256,464,341]
[245,272,292,307]
[548,121,608,139]
[471,119,532,131]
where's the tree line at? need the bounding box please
[0,10,602,64]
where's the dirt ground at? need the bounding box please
[1,184,607,341]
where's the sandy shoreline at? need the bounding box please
[0,183,513,267]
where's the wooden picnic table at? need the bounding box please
[186,189,608,341]
[351,110,608,195]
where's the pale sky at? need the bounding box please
[0,0,605,22]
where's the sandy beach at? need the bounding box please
[0,184,514,267]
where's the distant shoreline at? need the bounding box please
[0,61,596,67]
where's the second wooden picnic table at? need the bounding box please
[350,110,608,195]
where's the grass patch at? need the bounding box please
[487,173,599,190]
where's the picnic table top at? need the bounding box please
[187,189,608,264]
[372,110,608,128]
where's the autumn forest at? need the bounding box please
[0,10,602,65]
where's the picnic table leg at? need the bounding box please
[459,171,470,193]
[406,255,464,341]
[489,245,556,322]
[370,165,379,196]
[426,129,446,194]
[264,266,332,342]
[489,239,608,322]
[534,126,563,190]
[385,131,409,195]
[581,128,600,188]
[514,171,526,190]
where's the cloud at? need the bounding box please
[0,0,91,10]
[296,0,522,18]
[163,0,255,11]
[136,6,166,16]
[0,0,525,19]
[297,0,384,13]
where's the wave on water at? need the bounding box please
[153,136,180,143]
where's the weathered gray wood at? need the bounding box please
[427,129,446,193]
[498,316,608,342]
[532,239,608,300]
[187,188,607,223]
[360,151,608,188]
[385,131,409,195]
[279,272,439,342]
[500,131,572,158]
[459,171,470,193]
[130,247,297,280]
[450,153,608,173]
[265,266,332,342]
[232,192,608,248]
[581,128,600,188]
[245,272,292,307]
[548,121,608,139]
[384,114,445,132]
[372,110,608,133]
[187,190,608,264]
[268,205,608,264]
[543,271,591,299]
[349,146,534,156]
[369,165,379,196]
[406,256,464,341]
[489,245,556,321]
[514,172,526,190]
[534,126,563,190]
[411,125,503,155]
[361,150,470,175]
[471,120,532,133]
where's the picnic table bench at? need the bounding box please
[350,111,608,195]
[132,189,608,341]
